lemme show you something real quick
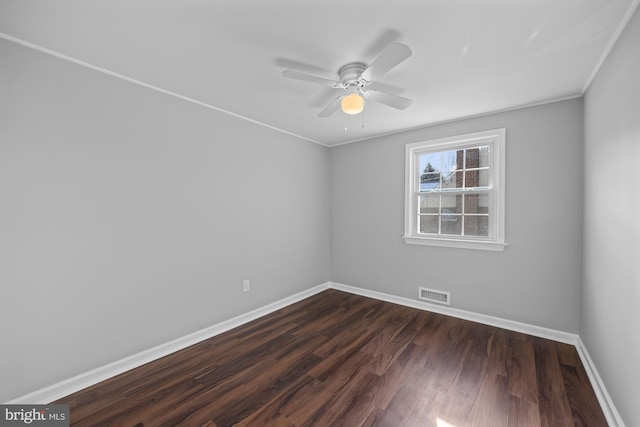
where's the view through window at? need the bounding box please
[404,129,506,251]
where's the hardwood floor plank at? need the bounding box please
[507,334,540,404]
[509,395,543,427]
[437,391,477,427]
[533,337,575,427]
[370,342,433,411]
[411,311,446,347]
[288,351,374,426]
[365,383,422,426]
[560,361,608,426]
[174,353,323,427]
[54,290,608,427]
[234,375,319,427]
[422,319,476,394]
[298,370,381,427]
[466,372,511,426]
[447,323,493,402]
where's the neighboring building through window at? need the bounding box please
[403,128,506,251]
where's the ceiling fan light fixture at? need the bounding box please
[341,93,365,115]
[282,42,413,119]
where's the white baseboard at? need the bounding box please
[329,282,577,344]
[6,282,330,405]
[575,336,625,427]
[329,282,624,427]
[8,280,623,427]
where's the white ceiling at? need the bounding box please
[1,0,637,146]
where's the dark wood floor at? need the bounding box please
[55,290,607,426]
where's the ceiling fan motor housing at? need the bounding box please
[338,62,367,85]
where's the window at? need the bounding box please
[403,128,506,251]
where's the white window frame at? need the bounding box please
[403,128,507,251]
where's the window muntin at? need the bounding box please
[404,129,506,251]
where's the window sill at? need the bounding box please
[402,235,507,251]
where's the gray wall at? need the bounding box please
[0,39,331,402]
[331,98,584,333]
[583,7,640,427]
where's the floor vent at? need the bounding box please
[418,287,451,306]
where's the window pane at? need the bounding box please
[479,146,490,167]
[465,169,489,187]
[418,152,440,175]
[441,194,462,214]
[448,170,463,188]
[439,150,460,174]
[419,215,439,234]
[464,216,489,237]
[465,148,480,168]
[419,195,439,214]
[441,214,462,235]
[465,146,490,168]
[465,194,489,214]
[420,172,441,191]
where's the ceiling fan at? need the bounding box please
[282,42,413,118]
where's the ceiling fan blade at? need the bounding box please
[360,42,412,82]
[282,70,337,86]
[366,90,413,110]
[317,96,343,117]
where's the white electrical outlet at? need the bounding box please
[243,279,250,292]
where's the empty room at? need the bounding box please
[1,1,639,426]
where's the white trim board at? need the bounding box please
[575,337,626,427]
[581,0,640,94]
[6,282,331,405]
[329,282,577,344]
[0,33,326,148]
[6,281,624,426]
